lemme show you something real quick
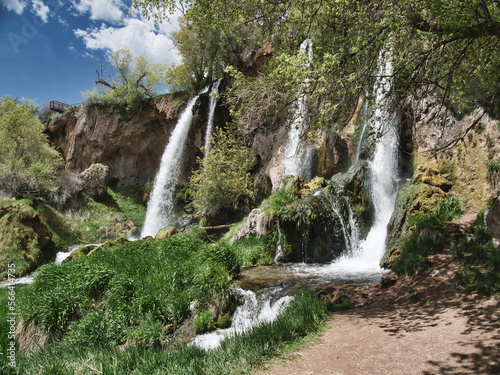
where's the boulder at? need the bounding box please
[155,226,178,240]
[232,208,274,242]
[381,182,446,268]
[80,163,109,201]
[279,194,346,263]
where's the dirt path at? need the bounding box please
[256,244,500,375]
[256,295,500,375]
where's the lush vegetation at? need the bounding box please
[0,186,148,278]
[392,196,463,275]
[0,96,64,199]
[190,125,256,224]
[16,234,235,346]
[1,287,328,374]
[453,209,500,296]
[135,0,499,140]
[83,48,170,110]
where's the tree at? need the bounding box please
[135,0,499,142]
[0,96,64,196]
[189,125,256,223]
[83,48,169,109]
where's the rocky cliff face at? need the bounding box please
[382,98,500,267]
[46,97,173,186]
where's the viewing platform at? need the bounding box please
[49,100,80,113]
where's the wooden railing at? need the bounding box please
[49,101,81,113]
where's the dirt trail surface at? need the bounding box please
[256,247,500,374]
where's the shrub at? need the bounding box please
[434,196,463,221]
[0,96,64,198]
[189,125,256,223]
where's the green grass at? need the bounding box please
[3,291,328,374]
[486,159,500,176]
[231,235,275,267]
[392,196,463,275]
[107,186,146,227]
[15,233,236,348]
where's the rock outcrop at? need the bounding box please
[0,202,56,278]
[232,208,274,242]
[46,97,179,187]
[46,91,231,190]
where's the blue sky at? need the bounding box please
[0,0,181,107]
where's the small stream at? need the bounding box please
[0,244,98,288]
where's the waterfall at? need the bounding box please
[330,49,398,273]
[141,95,200,238]
[203,79,222,156]
[274,219,285,262]
[329,199,359,256]
[192,286,293,350]
[283,38,313,177]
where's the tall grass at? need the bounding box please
[4,291,328,374]
[107,186,146,227]
[15,233,236,349]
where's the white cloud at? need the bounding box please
[73,0,124,23]
[32,0,50,23]
[1,0,28,15]
[75,17,180,64]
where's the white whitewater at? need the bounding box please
[55,244,99,265]
[283,38,313,177]
[192,286,293,350]
[141,95,200,238]
[203,79,222,156]
[274,220,285,262]
[327,49,398,275]
[290,50,398,280]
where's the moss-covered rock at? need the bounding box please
[381,182,446,268]
[65,244,96,262]
[0,202,56,278]
[279,194,346,263]
[328,162,374,238]
[155,226,178,240]
[414,165,453,192]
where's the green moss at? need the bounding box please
[194,311,216,334]
[216,311,232,329]
[0,201,56,278]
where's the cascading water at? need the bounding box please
[141,95,200,238]
[192,286,293,350]
[283,38,313,177]
[329,199,359,256]
[281,49,398,282]
[203,79,222,156]
[274,219,285,262]
[325,49,398,275]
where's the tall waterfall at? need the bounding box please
[141,95,199,238]
[331,50,399,274]
[203,79,222,156]
[283,38,313,177]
